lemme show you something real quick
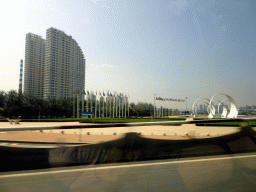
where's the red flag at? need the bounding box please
[103,92,105,96]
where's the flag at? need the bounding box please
[87,91,89,95]
[103,92,105,96]
[84,90,86,95]
[110,93,113,97]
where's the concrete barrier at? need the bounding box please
[1,126,256,172]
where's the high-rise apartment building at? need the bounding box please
[24,28,85,99]
[24,33,45,98]
[44,28,85,99]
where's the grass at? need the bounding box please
[193,118,223,120]
[0,117,186,123]
[80,117,186,123]
[195,121,256,127]
[0,118,81,122]
[193,117,256,127]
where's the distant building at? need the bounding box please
[44,28,85,99]
[24,28,85,99]
[24,33,45,98]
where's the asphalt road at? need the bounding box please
[0,153,256,192]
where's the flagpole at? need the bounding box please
[95,91,97,118]
[128,95,129,117]
[154,94,156,117]
[116,94,118,117]
[82,91,84,114]
[119,94,120,118]
[77,92,79,118]
[73,91,75,118]
[109,93,111,118]
[103,92,104,118]
[121,95,123,117]
[91,90,92,113]
[86,92,88,114]
[106,91,108,117]
[106,92,108,117]
[99,95,100,118]
[113,95,115,118]
[125,95,126,118]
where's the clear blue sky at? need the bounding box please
[0,0,255,110]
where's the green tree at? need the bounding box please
[5,90,18,108]
[0,90,6,108]
[0,107,4,115]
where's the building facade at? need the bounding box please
[24,33,45,98]
[24,28,85,99]
[43,28,85,99]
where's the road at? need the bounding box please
[0,153,255,192]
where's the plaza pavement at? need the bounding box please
[0,118,246,143]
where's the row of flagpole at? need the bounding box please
[154,107,181,117]
[154,94,184,117]
[73,90,130,118]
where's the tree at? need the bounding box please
[0,90,6,108]
[128,106,136,116]
[0,107,4,116]
[5,90,18,108]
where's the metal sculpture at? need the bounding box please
[192,93,238,118]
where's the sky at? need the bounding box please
[0,0,255,110]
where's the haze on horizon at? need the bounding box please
[0,0,255,110]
